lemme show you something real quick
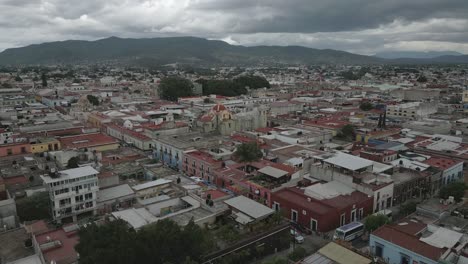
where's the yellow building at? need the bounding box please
[356,128,401,144]
[87,112,112,130]
[30,138,61,153]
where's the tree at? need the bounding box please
[201,79,247,96]
[262,257,288,264]
[439,182,466,202]
[417,75,427,82]
[337,124,355,140]
[359,101,374,111]
[233,75,270,89]
[87,95,100,106]
[288,246,307,262]
[234,142,263,163]
[75,219,214,264]
[364,214,389,232]
[15,75,22,82]
[67,157,79,168]
[1,82,12,88]
[400,201,418,216]
[16,192,50,221]
[159,77,194,101]
[41,73,48,87]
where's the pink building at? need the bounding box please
[0,142,30,157]
[182,150,223,182]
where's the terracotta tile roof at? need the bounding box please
[59,133,119,150]
[106,124,152,141]
[35,226,79,264]
[391,219,427,236]
[372,225,445,261]
[185,150,222,165]
[273,187,333,215]
[424,157,462,171]
[3,175,28,186]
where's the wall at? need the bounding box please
[271,192,373,232]
[146,198,183,216]
[91,143,120,152]
[30,140,61,154]
[0,143,31,157]
[134,183,171,199]
[442,162,463,185]
[0,199,17,229]
[369,234,437,264]
[98,174,120,189]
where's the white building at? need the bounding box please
[41,166,99,223]
[386,102,437,120]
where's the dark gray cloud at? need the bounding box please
[0,0,467,54]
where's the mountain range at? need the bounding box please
[0,36,467,66]
[374,51,464,59]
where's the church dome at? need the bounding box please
[212,104,227,112]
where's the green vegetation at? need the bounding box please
[15,75,22,82]
[234,142,263,163]
[16,192,50,222]
[67,157,79,168]
[364,214,390,232]
[41,72,47,87]
[75,219,214,264]
[262,257,288,264]
[198,79,247,96]
[0,37,382,66]
[336,124,356,141]
[288,246,307,261]
[439,182,466,202]
[159,76,194,101]
[400,201,418,216]
[197,76,270,96]
[86,95,100,106]
[417,75,428,82]
[233,75,270,89]
[359,101,374,111]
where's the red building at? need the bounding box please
[0,142,30,157]
[271,186,373,233]
[213,160,296,207]
[182,150,223,182]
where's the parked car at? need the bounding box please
[290,229,304,243]
[294,234,304,244]
[190,176,203,183]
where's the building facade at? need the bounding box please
[41,166,99,223]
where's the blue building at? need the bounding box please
[370,221,464,264]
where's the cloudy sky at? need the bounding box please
[1,0,468,55]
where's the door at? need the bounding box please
[291,210,298,222]
[311,219,318,231]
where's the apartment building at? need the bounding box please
[41,166,99,223]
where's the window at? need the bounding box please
[291,210,298,222]
[273,202,280,212]
[310,219,318,231]
[85,193,93,200]
[21,147,26,153]
[400,253,410,264]
[6,148,12,155]
[340,213,346,226]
